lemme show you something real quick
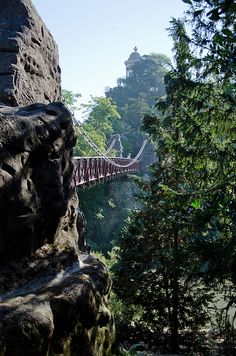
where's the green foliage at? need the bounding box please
[62,89,81,113]
[74,96,121,156]
[82,97,121,138]
[74,53,170,265]
[183,0,236,78]
[78,179,141,256]
[113,208,212,351]
[95,208,104,221]
[113,1,236,352]
[107,53,171,156]
[93,246,144,344]
[74,125,107,157]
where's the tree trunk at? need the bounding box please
[170,227,179,353]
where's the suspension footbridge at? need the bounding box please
[72,121,147,187]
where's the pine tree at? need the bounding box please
[113,1,236,351]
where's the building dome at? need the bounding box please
[125,46,142,77]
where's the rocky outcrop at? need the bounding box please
[0,1,115,353]
[0,102,76,261]
[0,247,115,356]
[0,0,61,106]
[0,103,116,356]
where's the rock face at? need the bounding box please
[0,0,61,106]
[0,249,115,356]
[0,2,115,354]
[0,104,116,356]
[0,102,76,261]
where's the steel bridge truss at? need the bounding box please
[73,157,139,187]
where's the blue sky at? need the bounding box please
[32,0,188,103]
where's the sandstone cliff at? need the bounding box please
[0,1,116,354]
[0,103,116,356]
[0,0,61,106]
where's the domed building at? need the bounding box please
[124,46,142,77]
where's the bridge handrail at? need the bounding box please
[73,156,135,161]
[64,103,147,170]
[105,137,117,154]
[73,156,140,186]
[77,124,147,168]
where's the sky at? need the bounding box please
[32,0,188,104]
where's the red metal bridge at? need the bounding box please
[72,123,147,187]
[73,157,140,187]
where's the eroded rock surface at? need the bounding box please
[0,247,115,356]
[0,104,116,356]
[0,102,76,261]
[0,0,61,106]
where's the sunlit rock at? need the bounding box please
[0,0,61,106]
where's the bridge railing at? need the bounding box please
[73,157,140,187]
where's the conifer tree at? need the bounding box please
[113,0,236,351]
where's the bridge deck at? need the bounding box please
[73,157,139,187]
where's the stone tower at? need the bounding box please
[124,46,142,78]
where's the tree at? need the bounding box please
[173,0,236,286]
[62,91,121,156]
[61,94,121,157]
[113,1,236,352]
[108,53,171,105]
[78,53,171,256]
[62,89,81,113]
[82,96,122,139]
[183,0,236,79]
[113,30,212,352]
[106,53,171,156]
